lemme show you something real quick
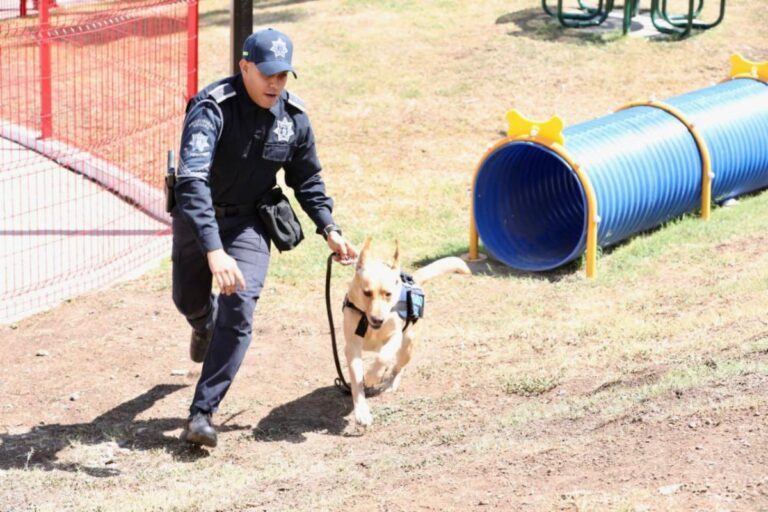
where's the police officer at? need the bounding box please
[172,28,357,447]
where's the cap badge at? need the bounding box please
[270,38,289,59]
[273,117,294,142]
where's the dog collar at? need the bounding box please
[342,295,370,337]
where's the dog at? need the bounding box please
[342,237,471,427]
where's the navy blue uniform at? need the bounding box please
[172,73,336,414]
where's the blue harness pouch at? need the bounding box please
[396,272,425,322]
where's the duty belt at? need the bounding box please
[213,203,257,218]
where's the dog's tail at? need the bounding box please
[413,257,471,285]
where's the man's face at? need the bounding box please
[239,60,289,109]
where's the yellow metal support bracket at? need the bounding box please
[469,110,600,278]
[728,53,768,84]
[617,100,713,220]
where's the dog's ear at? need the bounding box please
[391,240,400,270]
[357,236,372,270]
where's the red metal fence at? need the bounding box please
[0,0,197,322]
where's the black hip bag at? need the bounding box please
[257,187,304,252]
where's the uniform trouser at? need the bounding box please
[171,212,270,414]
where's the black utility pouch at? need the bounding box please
[257,187,304,252]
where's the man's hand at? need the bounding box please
[207,249,246,295]
[326,231,357,265]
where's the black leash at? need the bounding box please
[325,253,351,395]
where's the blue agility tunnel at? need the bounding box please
[471,58,768,276]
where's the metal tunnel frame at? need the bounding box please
[616,99,713,221]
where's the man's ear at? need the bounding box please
[357,237,372,271]
[238,59,249,74]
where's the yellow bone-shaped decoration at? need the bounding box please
[506,110,565,146]
[729,53,768,81]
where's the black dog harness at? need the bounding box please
[343,272,426,337]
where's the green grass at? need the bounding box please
[501,373,561,396]
[603,192,768,281]
[500,355,768,429]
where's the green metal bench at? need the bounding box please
[649,0,726,38]
[543,0,725,37]
[541,0,639,34]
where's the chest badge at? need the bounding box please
[273,117,295,142]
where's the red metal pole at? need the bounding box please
[186,0,199,101]
[40,0,52,139]
[20,0,26,17]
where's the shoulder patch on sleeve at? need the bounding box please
[285,90,306,112]
[208,83,236,104]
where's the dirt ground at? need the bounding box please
[2,248,768,511]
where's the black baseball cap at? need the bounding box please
[242,28,297,78]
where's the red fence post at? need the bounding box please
[187,0,199,101]
[40,0,52,139]
[20,0,27,17]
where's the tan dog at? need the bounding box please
[342,237,471,426]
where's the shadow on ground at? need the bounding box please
[411,248,583,283]
[0,384,251,476]
[200,0,317,28]
[495,6,618,44]
[495,6,687,44]
[254,385,353,442]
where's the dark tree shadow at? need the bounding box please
[56,16,187,46]
[200,1,317,29]
[253,0,318,8]
[10,13,187,50]
[200,9,307,28]
[254,386,353,443]
[0,384,251,476]
[494,6,618,45]
[198,9,228,27]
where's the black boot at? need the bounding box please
[189,328,213,363]
[180,409,217,447]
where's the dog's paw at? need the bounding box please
[378,370,402,393]
[364,366,388,388]
[386,371,404,393]
[354,406,374,427]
